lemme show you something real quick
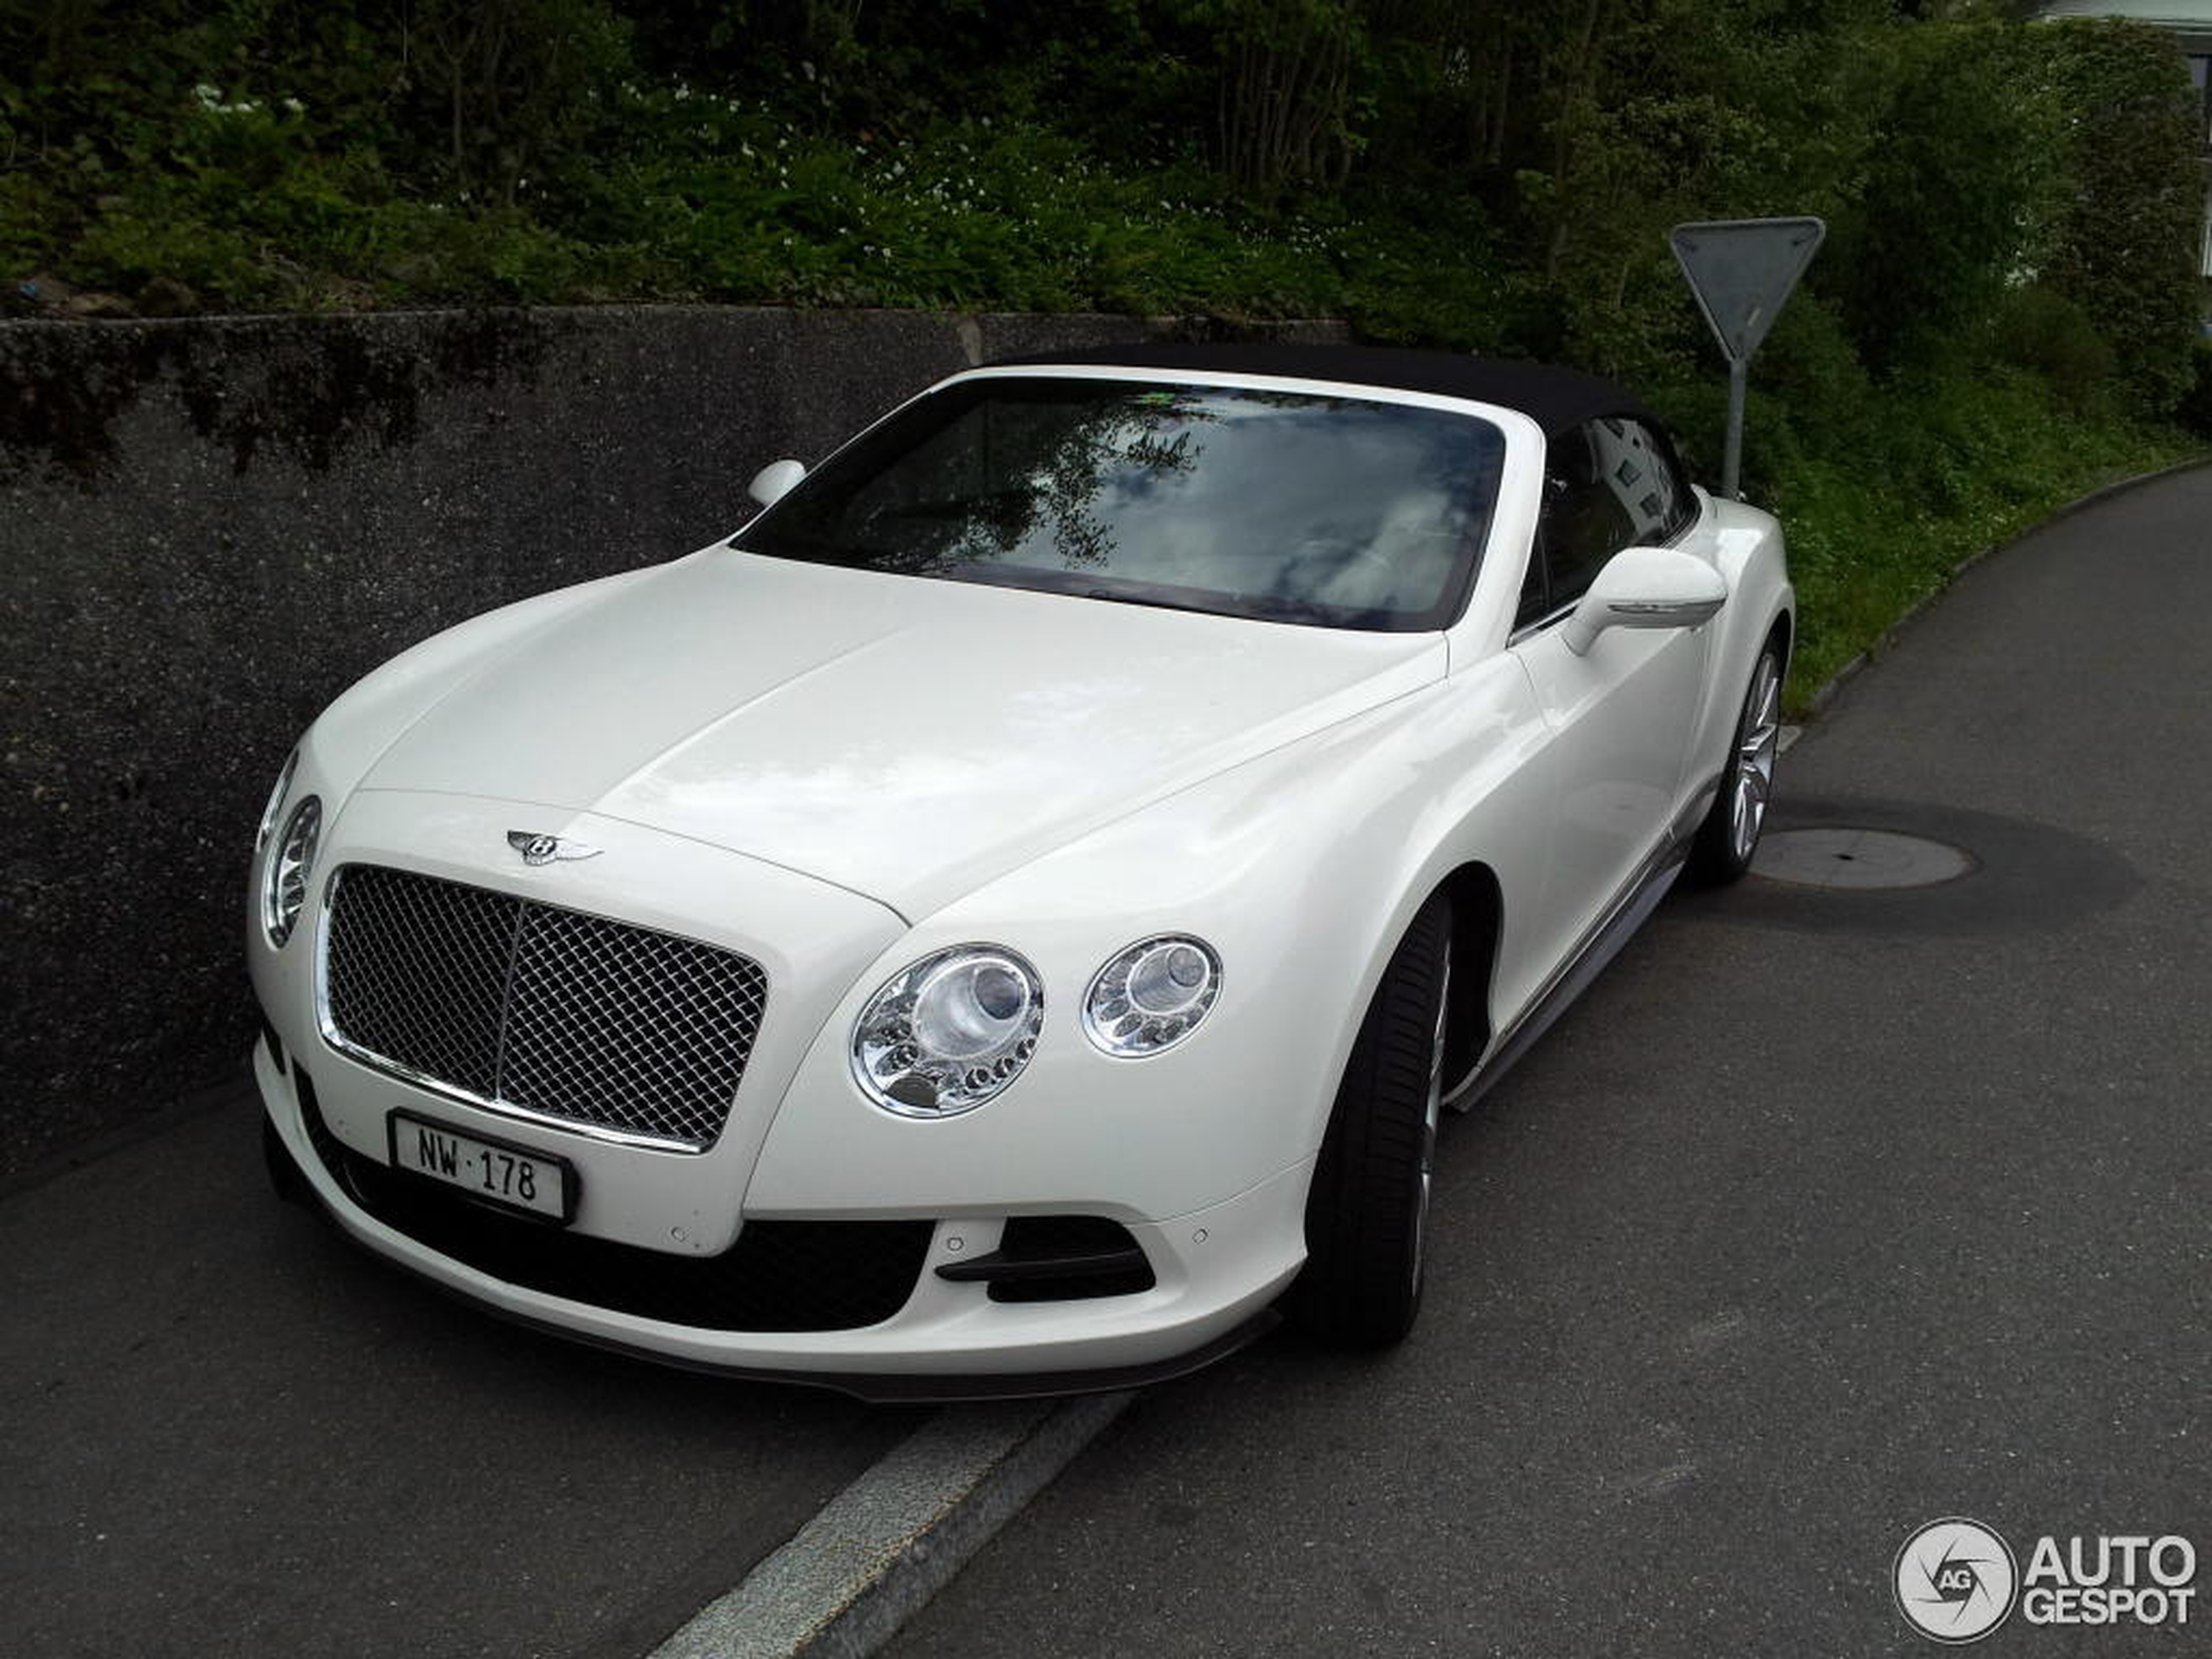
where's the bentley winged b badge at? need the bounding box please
[507,831,603,867]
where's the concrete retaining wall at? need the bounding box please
[1,306,1346,1177]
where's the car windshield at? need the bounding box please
[732,377,1507,631]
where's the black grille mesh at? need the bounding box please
[323,864,767,1150]
[295,1069,932,1332]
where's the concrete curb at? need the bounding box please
[1797,452,2211,722]
[649,1392,1133,1659]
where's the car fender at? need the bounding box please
[742,648,1557,1224]
[1682,492,1794,806]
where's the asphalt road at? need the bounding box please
[7,467,2205,1659]
[888,465,2212,1657]
[0,1100,923,1659]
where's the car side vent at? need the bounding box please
[934,1215,1157,1303]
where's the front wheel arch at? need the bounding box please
[1434,860,1502,1091]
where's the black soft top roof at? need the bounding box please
[980,341,1646,438]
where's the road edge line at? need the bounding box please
[1798,451,2210,721]
[649,1391,1133,1659]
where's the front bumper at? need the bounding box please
[256,1037,1309,1396]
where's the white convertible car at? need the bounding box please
[249,343,1791,1398]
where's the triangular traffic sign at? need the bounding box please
[1669,218,1825,364]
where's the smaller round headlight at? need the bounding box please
[1083,934,1222,1057]
[255,750,299,852]
[262,795,321,948]
[852,945,1043,1117]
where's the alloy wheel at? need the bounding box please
[1730,652,1781,865]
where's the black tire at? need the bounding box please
[1687,638,1783,887]
[1289,893,1452,1349]
[263,1113,310,1206]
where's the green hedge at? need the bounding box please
[5,2,2206,707]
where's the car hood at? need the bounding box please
[361,550,1447,919]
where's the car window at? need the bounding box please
[734,378,1508,632]
[1514,534,1551,629]
[1617,415,1697,540]
[1530,416,1697,620]
[1537,421,1639,610]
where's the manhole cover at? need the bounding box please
[1752,827,1975,890]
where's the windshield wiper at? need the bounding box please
[1079,587,1196,612]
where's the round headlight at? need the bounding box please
[255,750,299,852]
[1082,934,1222,1056]
[261,795,321,948]
[851,945,1043,1117]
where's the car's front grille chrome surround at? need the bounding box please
[318,864,768,1152]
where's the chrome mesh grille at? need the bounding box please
[321,864,767,1150]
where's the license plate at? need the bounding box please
[387,1111,574,1223]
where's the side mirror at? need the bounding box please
[747,458,807,509]
[1562,546,1727,656]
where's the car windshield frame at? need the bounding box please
[729,374,1511,632]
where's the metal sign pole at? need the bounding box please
[1669,217,1824,502]
[1723,357,1748,502]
